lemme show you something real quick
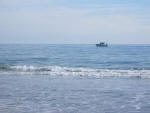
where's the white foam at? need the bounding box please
[0,65,150,78]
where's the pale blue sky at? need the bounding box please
[0,0,150,44]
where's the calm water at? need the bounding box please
[0,44,150,113]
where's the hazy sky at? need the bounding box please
[0,0,150,44]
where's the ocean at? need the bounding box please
[0,44,150,113]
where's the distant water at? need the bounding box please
[0,44,150,78]
[1,44,150,113]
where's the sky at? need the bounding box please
[0,0,150,44]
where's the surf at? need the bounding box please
[0,65,150,79]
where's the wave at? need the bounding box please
[0,65,150,78]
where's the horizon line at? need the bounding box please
[0,43,150,45]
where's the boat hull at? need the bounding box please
[96,44,108,47]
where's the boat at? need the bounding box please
[96,42,108,47]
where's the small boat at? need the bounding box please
[96,42,108,47]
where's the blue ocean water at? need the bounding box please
[0,44,150,78]
[0,44,150,113]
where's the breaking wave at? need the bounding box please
[0,65,150,78]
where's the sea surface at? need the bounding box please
[0,44,150,113]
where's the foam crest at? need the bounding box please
[0,65,150,78]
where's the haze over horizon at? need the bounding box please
[0,0,150,44]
